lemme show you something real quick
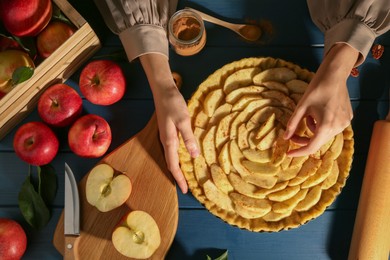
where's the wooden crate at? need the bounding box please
[0,0,101,140]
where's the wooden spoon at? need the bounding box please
[186,7,261,42]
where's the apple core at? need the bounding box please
[133,230,145,244]
[101,184,112,197]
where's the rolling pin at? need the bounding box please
[348,94,390,260]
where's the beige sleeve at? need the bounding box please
[94,0,178,62]
[307,0,390,65]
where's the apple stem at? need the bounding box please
[51,98,59,108]
[91,75,100,86]
[93,126,106,140]
[25,137,34,147]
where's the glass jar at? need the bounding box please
[168,9,206,56]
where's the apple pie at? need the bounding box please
[178,57,354,232]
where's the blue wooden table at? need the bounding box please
[1,0,389,259]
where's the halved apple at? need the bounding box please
[85,163,132,212]
[112,210,161,259]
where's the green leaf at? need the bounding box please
[38,164,58,205]
[206,250,228,260]
[12,36,37,56]
[215,251,228,260]
[51,4,73,25]
[52,4,62,18]
[18,172,50,230]
[12,66,34,86]
[0,28,35,56]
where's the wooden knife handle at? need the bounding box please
[348,120,390,259]
[64,236,79,260]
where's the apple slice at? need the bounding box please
[112,210,161,259]
[86,163,131,212]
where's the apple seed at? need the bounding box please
[132,230,145,244]
[101,183,112,197]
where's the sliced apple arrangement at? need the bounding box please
[178,57,354,232]
[86,163,132,212]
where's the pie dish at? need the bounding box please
[178,57,354,232]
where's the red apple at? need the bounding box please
[68,114,112,158]
[0,218,27,260]
[0,50,35,94]
[38,83,82,127]
[13,121,59,166]
[36,21,77,58]
[0,0,52,37]
[79,60,126,105]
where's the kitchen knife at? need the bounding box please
[348,90,390,259]
[64,162,80,260]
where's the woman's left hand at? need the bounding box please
[284,43,359,157]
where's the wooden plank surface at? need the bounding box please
[0,0,389,259]
[1,207,357,260]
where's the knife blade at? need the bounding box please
[64,162,80,259]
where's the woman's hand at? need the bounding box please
[140,53,199,194]
[284,43,359,157]
[153,80,199,194]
